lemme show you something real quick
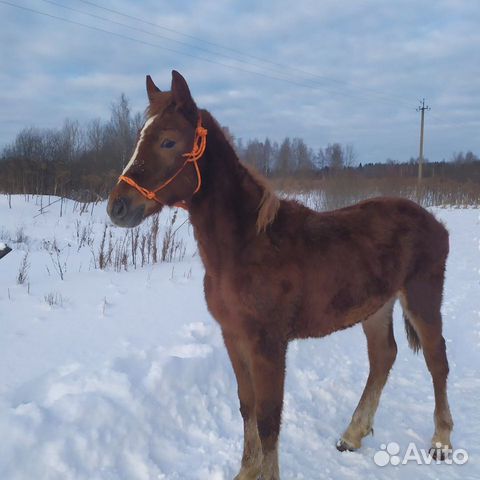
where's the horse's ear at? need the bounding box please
[146,75,161,103]
[171,70,197,119]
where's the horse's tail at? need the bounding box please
[404,314,422,353]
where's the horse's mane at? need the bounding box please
[242,163,280,233]
[203,110,280,234]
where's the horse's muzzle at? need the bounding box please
[107,196,145,228]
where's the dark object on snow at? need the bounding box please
[0,245,12,260]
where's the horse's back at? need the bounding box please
[292,196,448,258]
[271,196,449,338]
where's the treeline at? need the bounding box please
[236,136,357,176]
[0,94,479,202]
[0,94,142,199]
[238,137,480,183]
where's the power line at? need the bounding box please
[39,0,318,84]
[23,3,477,132]
[77,0,278,64]
[75,0,416,108]
[0,1,320,88]
[2,0,414,110]
[47,0,415,108]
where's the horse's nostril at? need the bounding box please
[112,198,128,219]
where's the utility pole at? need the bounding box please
[416,98,430,182]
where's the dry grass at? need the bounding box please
[93,211,186,272]
[44,291,65,307]
[17,252,29,285]
[275,176,480,211]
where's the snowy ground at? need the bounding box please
[0,195,479,480]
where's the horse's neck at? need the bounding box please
[188,111,262,272]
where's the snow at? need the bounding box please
[0,194,479,480]
[0,242,6,250]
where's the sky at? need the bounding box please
[0,0,479,164]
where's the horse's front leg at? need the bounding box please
[250,336,287,480]
[223,334,262,480]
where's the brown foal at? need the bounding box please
[107,71,453,480]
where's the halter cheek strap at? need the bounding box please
[118,114,207,210]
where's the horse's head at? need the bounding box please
[107,70,204,227]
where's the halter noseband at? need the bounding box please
[118,114,207,210]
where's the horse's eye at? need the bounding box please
[161,139,176,148]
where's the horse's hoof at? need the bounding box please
[336,438,357,452]
[429,443,452,461]
[233,465,262,480]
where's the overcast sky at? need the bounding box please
[1,0,479,163]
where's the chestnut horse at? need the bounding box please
[107,71,453,479]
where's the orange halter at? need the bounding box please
[118,114,207,210]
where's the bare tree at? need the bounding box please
[109,93,135,168]
[292,137,314,173]
[277,137,292,176]
[86,118,104,162]
[324,143,344,171]
[344,144,357,168]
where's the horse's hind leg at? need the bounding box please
[400,271,453,457]
[337,298,397,451]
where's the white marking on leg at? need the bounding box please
[121,114,158,176]
[261,443,279,480]
[243,418,262,467]
[235,419,262,480]
[341,298,396,450]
